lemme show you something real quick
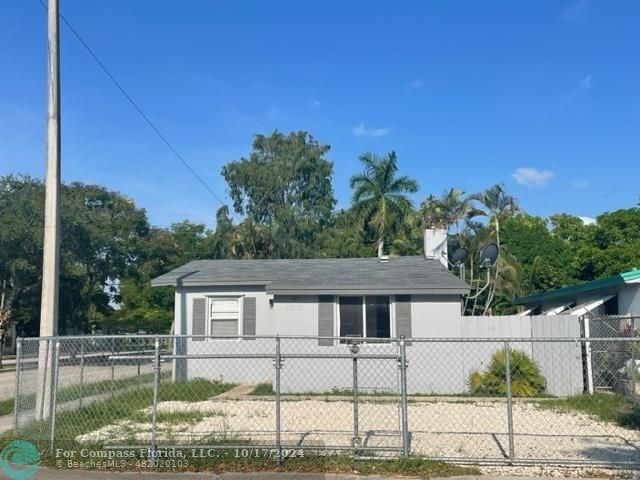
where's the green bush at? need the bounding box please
[469,349,546,397]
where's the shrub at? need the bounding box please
[469,349,546,397]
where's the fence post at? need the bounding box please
[13,338,22,434]
[631,337,637,400]
[504,341,515,463]
[399,336,410,457]
[137,338,142,389]
[351,343,360,449]
[50,340,61,454]
[79,340,85,408]
[111,337,116,398]
[274,335,282,465]
[151,336,161,454]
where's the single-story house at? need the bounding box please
[150,256,594,396]
[514,268,640,320]
[151,255,471,342]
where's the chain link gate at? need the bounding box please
[277,336,407,457]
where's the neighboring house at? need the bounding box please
[514,268,640,319]
[151,255,470,342]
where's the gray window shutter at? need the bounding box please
[318,295,334,346]
[395,295,412,342]
[243,296,256,340]
[192,298,206,341]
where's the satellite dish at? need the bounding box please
[479,243,499,269]
[451,248,469,266]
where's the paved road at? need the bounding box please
[0,363,155,401]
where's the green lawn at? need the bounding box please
[18,378,236,446]
[538,393,640,430]
[0,427,477,477]
[249,382,275,395]
[0,398,13,416]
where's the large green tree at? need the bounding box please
[221,131,336,258]
[0,175,150,339]
[349,151,418,257]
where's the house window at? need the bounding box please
[339,296,391,339]
[209,297,240,336]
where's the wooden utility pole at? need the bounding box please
[36,0,61,420]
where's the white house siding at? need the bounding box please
[618,284,640,317]
[272,295,319,336]
[410,295,462,337]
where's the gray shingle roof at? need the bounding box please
[151,256,470,295]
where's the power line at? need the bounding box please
[38,0,238,221]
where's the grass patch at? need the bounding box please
[18,379,236,446]
[250,383,275,395]
[0,398,14,416]
[538,393,640,430]
[0,428,477,478]
[56,371,161,403]
[5,371,170,416]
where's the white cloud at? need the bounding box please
[571,178,589,189]
[409,79,424,89]
[311,99,322,108]
[563,0,589,22]
[579,216,596,225]
[512,167,555,186]
[352,122,390,138]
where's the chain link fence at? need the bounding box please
[12,334,640,468]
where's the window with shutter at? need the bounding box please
[209,297,240,337]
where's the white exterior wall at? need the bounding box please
[272,295,319,336]
[618,283,640,317]
[411,294,462,337]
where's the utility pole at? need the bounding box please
[36,0,61,420]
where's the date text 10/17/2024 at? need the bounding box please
[56,447,305,460]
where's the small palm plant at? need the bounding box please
[470,349,546,397]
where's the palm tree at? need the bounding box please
[420,188,478,242]
[349,151,419,257]
[468,184,519,249]
[468,184,521,314]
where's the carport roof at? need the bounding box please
[514,268,640,306]
[151,256,470,295]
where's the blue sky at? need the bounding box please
[1,0,639,228]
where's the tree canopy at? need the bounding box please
[2,130,639,340]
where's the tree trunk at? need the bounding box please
[377,238,384,258]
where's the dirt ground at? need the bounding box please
[75,397,640,466]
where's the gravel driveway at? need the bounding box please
[75,397,640,466]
